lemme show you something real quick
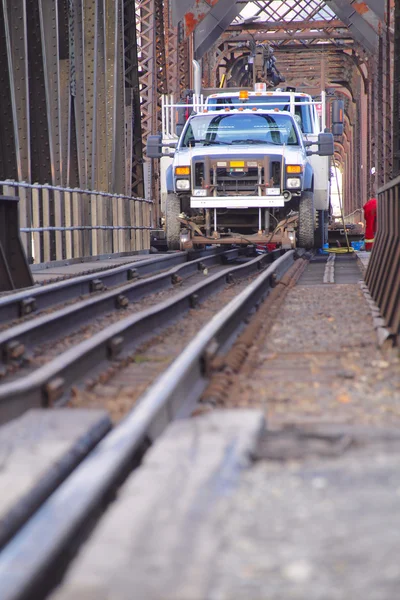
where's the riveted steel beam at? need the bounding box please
[325,0,378,53]
[362,0,385,21]
[393,0,400,177]
[124,0,144,198]
[193,0,245,58]
[2,0,30,183]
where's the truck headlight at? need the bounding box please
[287,177,301,189]
[176,179,190,191]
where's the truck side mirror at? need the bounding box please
[318,132,334,156]
[331,100,344,136]
[146,134,163,159]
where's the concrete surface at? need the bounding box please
[51,410,265,600]
[0,408,110,550]
[50,413,400,600]
[356,250,371,274]
[31,254,152,283]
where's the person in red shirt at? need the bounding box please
[363,197,377,251]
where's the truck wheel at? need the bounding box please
[298,191,315,249]
[165,193,181,250]
[315,209,328,249]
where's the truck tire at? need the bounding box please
[314,209,328,249]
[298,191,315,249]
[165,193,181,250]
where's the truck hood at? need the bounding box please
[173,145,305,166]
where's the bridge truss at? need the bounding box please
[0,0,398,255]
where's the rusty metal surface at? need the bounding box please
[365,177,400,344]
[394,1,400,177]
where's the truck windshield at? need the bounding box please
[181,113,300,147]
[206,95,313,133]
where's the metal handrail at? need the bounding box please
[0,179,154,204]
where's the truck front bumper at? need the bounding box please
[190,196,285,208]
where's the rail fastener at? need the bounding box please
[190,294,200,308]
[107,336,125,359]
[116,294,129,309]
[43,377,65,406]
[19,298,36,317]
[4,341,25,362]
[90,279,106,293]
[127,268,139,280]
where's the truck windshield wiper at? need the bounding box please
[185,139,231,147]
[231,139,268,145]
[203,139,231,145]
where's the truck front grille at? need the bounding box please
[193,157,281,195]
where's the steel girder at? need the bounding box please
[324,0,379,54]
[0,0,28,182]
[0,0,132,196]
[394,0,400,176]
[192,0,247,58]
[125,0,145,198]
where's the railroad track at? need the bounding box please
[0,248,235,325]
[0,248,243,375]
[0,249,303,600]
[0,248,286,423]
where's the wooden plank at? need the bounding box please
[72,191,81,258]
[42,188,51,263]
[64,191,72,259]
[53,190,63,260]
[129,198,136,251]
[90,193,98,256]
[50,411,264,599]
[135,200,143,251]
[32,187,41,264]
[82,193,91,257]
[144,202,150,250]
[112,195,119,253]
[95,194,104,255]
[0,409,110,552]
[118,196,124,252]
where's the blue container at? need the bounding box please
[351,240,364,251]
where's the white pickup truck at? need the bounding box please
[203,86,345,244]
[147,106,335,249]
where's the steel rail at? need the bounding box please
[0,250,285,423]
[0,251,295,600]
[0,248,230,325]
[0,249,243,366]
